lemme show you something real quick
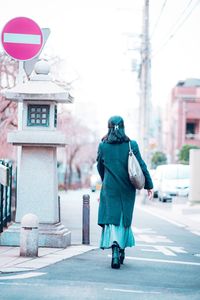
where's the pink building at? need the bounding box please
[166,79,200,162]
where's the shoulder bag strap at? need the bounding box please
[129,141,133,154]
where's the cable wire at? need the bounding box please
[152,0,200,58]
[150,0,168,39]
[158,0,193,39]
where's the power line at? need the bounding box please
[169,0,199,36]
[152,0,200,58]
[151,0,193,56]
[152,0,198,57]
[150,0,168,39]
[152,0,193,41]
[151,0,193,44]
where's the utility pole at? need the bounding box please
[138,0,152,164]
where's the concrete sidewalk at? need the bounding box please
[0,244,97,274]
[0,189,99,274]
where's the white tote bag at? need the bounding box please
[128,142,145,190]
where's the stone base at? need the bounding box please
[0,222,71,248]
[39,223,71,248]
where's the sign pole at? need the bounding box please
[17,61,24,130]
[16,61,25,185]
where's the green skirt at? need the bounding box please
[100,215,135,249]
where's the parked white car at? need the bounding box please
[155,164,190,202]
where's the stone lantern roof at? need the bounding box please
[4,60,73,103]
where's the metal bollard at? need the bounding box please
[20,213,39,257]
[82,194,90,245]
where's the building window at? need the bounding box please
[186,122,195,134]
[54,105,57,127]
[186,122,197,139]
[27,104,50,127]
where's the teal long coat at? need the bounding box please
[97,140,153,228]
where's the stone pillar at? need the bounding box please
[189,149,200,205]
[0,60,72,248]
[16,146,59,223]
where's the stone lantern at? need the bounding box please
[0,60,71,248]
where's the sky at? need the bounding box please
[1,0,200,138]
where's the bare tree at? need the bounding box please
[58,111,99,189]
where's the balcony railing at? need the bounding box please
[185,133,200,140]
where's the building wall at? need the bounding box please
[166,81,200,162]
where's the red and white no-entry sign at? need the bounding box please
[1,17,43,61]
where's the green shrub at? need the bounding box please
[151,151,167,169]
[178,144,200,164]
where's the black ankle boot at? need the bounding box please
[119,249,125,264]
[111,242,120,269]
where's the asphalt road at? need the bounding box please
[0,189,200,300]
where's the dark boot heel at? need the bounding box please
[119,249,125,264]
[111,243,120,269]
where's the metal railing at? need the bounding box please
[185,133,200,140]
[0,160,12,233]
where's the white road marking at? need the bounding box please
[191,231,200,236]
[136,234,155,243]
[125,256,200,266]
[140,245,187,256]
[0,272,46,280]
[4,33,41,44]
[132,227,156,234]
[0,282,45,286]
[104,288,160,294]
[140,249,160,253]
[133,227,189,257]
[136,234,173,244]
[108,254,200,265]
[133,226,174,244]
[168,246,187,254]
[137,206,185,228]
[152,246,177,256]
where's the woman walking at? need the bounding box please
[97,116,153,269]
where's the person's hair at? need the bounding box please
[102,115,130,144]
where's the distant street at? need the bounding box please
[0,189,200,300]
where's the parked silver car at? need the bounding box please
[155,164,190,202]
